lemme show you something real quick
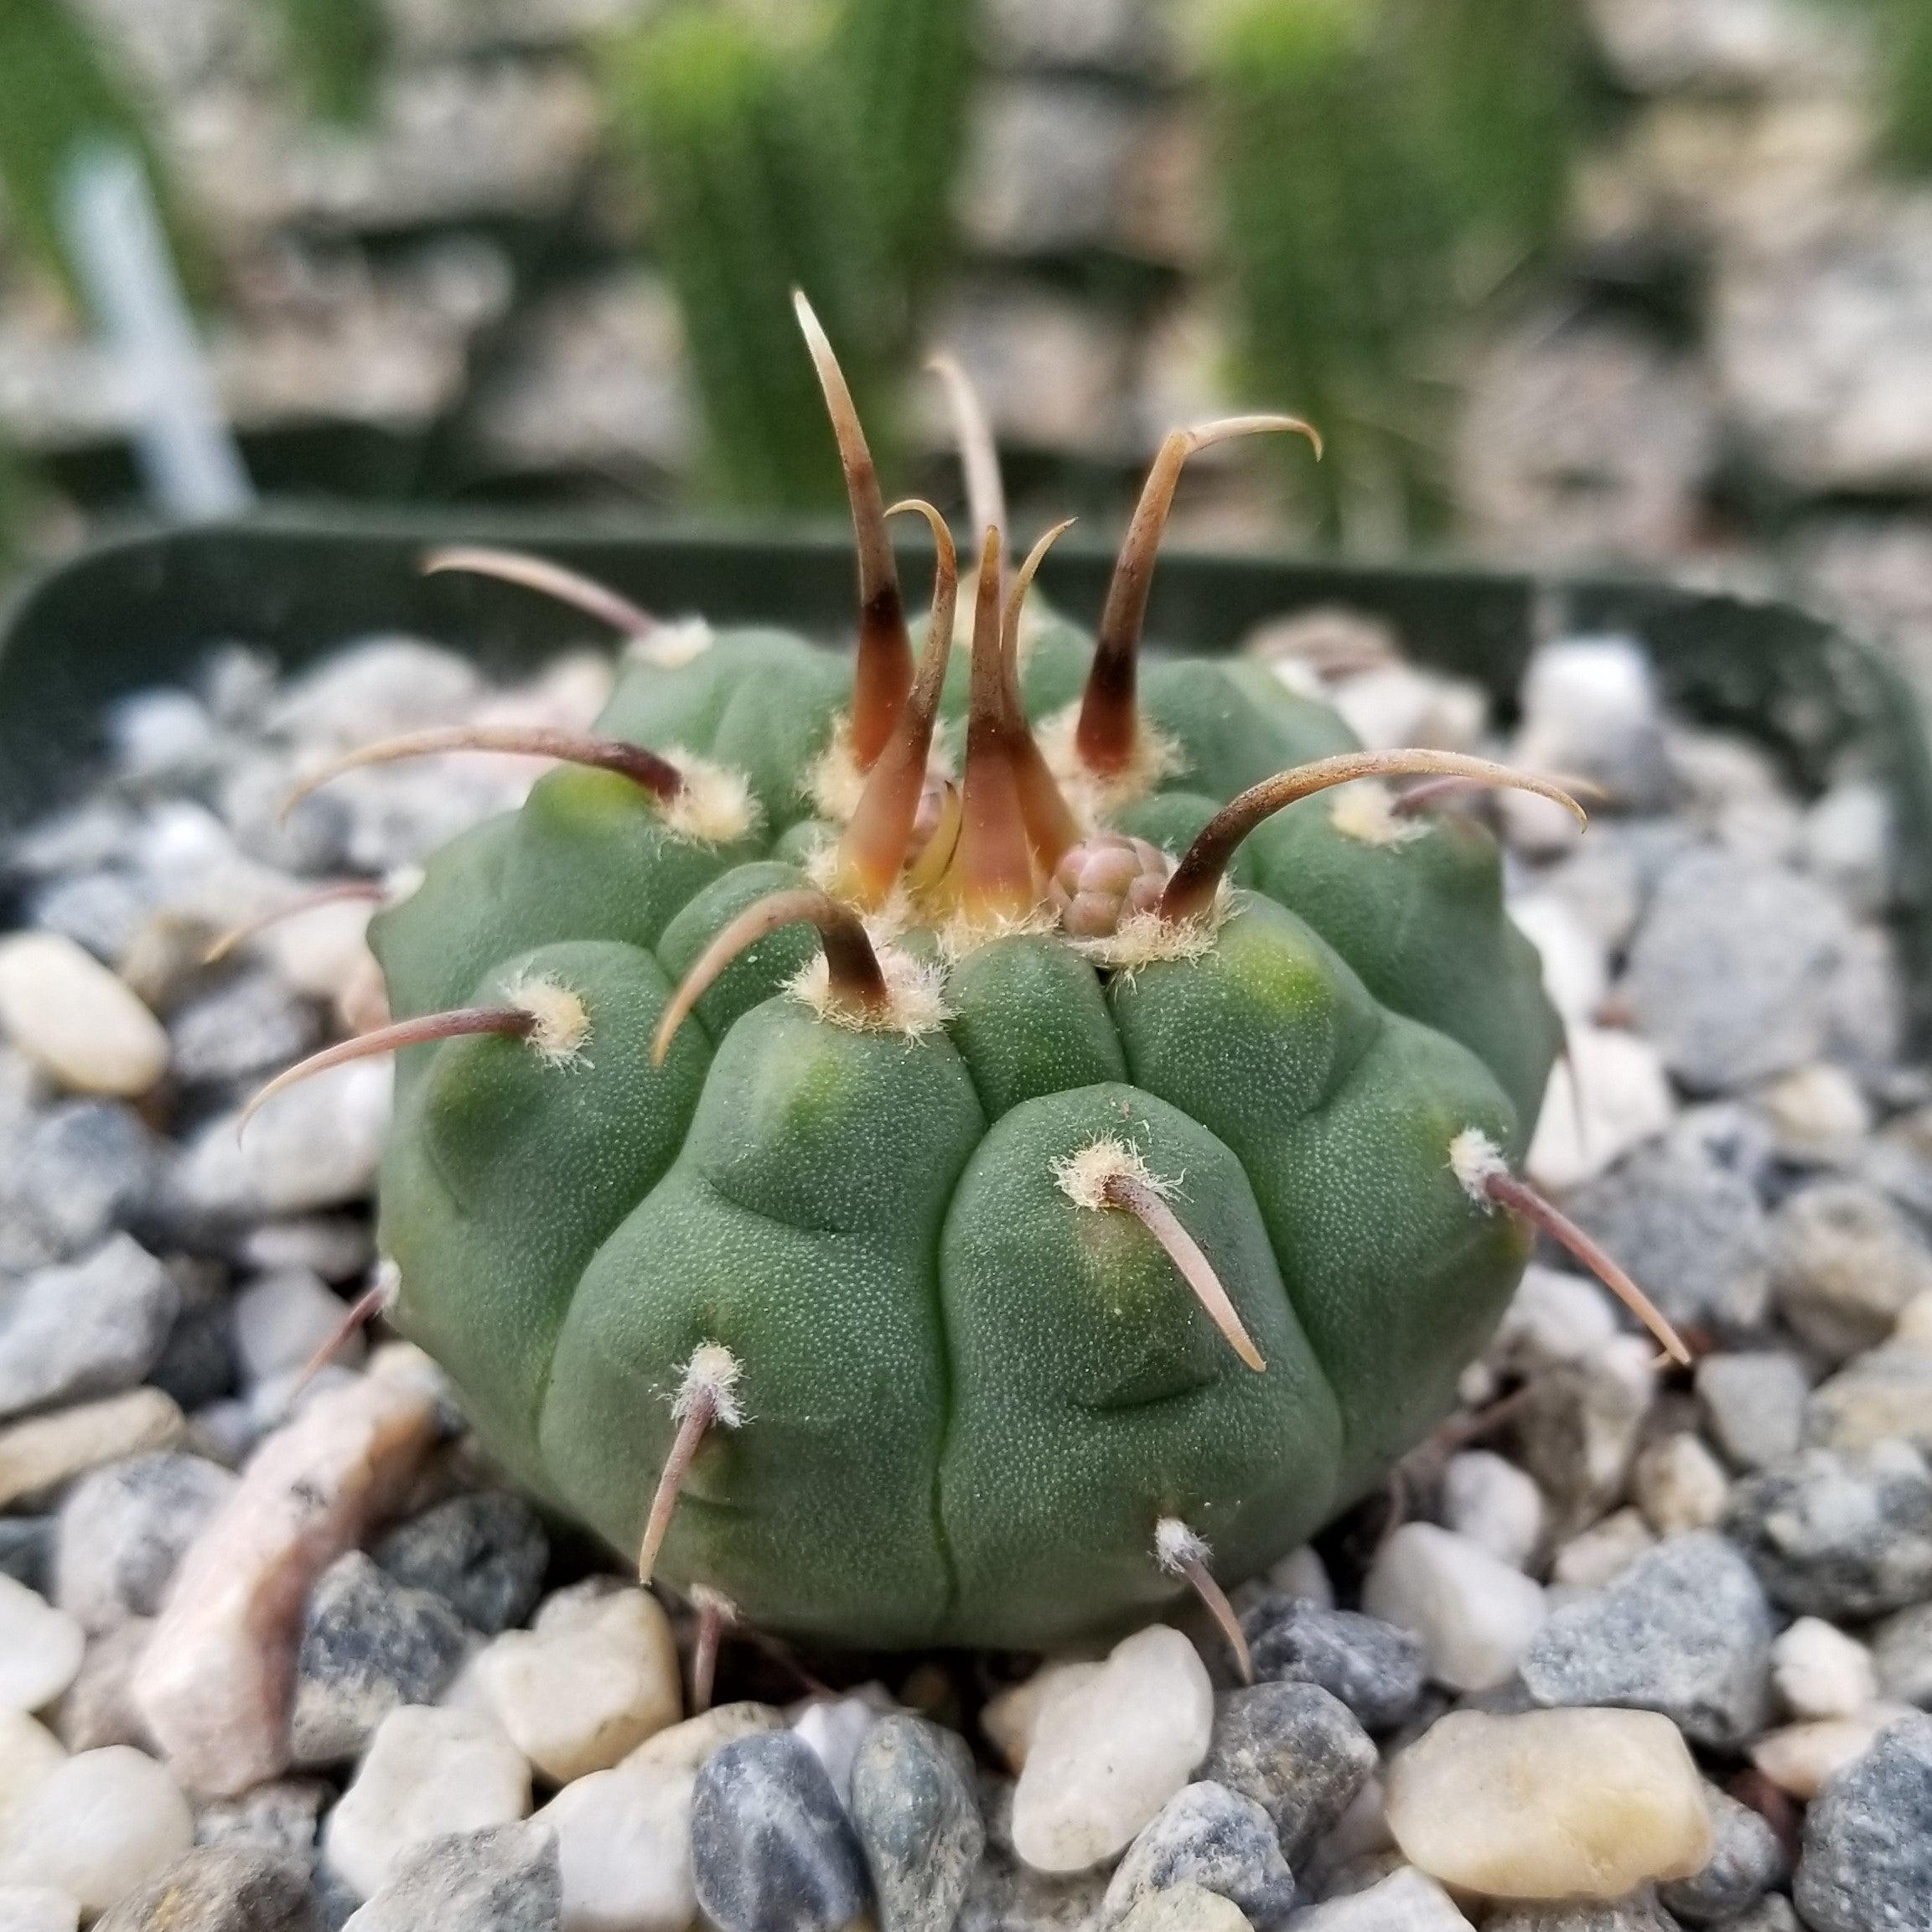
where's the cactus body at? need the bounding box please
[290,326,1603,1654]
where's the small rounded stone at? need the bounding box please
[0,1577,84,1715]
[0,1747,194,1917]
[1385,1708,1713,1901]
[690,1730,872,1932]
[1362,1524,1547,1695]
[0,935,169,1098]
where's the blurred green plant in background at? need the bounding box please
[270,0,387,127]
[1199,0,1592,549]
[602,0,974,511]
[0,0,206,303]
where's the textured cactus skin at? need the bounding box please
[370,619,1555,1650]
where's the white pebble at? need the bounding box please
[790,1688,891,1805]
[231,1270,367,1385]
[1289,1866,1474,1930]
[1262,1543,1334,1608]
[1489,1266,1619,1372]
[0,1579,84,1717]
[623,1702,783,1774]
[473,1582,681,1784]
[239,1060,392,1215]
[1634,1432,1731,1536]
[0,935,168,1098]
[324,1706,531,1900]
[1550,1507,1656,1592]
[1757,1062,1872,1157]
[1362,1523,1547,1694]
[1011,1625,1212,1875]
[1386,1708,1712,1899]
[0,1888,79,1932]
[1525,1025,1675,1191]
[0,1747,193,1916]
[0,1392,186,1513]
[253,897,379,1005]
[1507,894,1608,1024]
[1769,1618,1880,1721]
[981,1660,1101,1775]
[1749,1706,1914,1799]
[536,1757,696,1932]
[0,1714,65,1826]
[134,1375,441,1795]
[1439,1452,1545,1570]
[1896,1292,1932,1352]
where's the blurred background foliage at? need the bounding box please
[5,0,1932,597]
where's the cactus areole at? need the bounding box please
[262,295,1681,1656]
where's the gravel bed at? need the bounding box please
[0,613,1929,1932]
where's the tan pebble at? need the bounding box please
[1748,1707,1914,1799]
[1116,1881,1255,1930]
[132,1375,440,1796]
[473,1582,682,1783]
[0,1391,185,1512]
[624,1702,784,1774]
[1386,1707,1713,1900]
[0,934,168,1097]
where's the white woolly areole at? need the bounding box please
[1154,1516,1211,1575]
[1329,781,1430,848]
[786,944,950,1038]
[674,1344,745,1428]
[504,971,592,1066]
[626,617,714,669]
[690,1582,740,1619]
[805,721,868,824]
[382,862,427,904]
[370,1257,402,1311]
[1036,703,1182,818]
[1052,1135,1178,1213]
[1076,889,1227,973]
[1449,1126,1510,1206]
[663,752,759,846]
[937,903,1060,959]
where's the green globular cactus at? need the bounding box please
[256,300,1682,1657]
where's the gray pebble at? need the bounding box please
[1621,847,1855,1094]
[1485,1893,1681,1931]
[14,1101,164,1259]
[1199,1681,1376,1865]
[54,1449,237,1631]
[341,1822,560,1932]
[0,1513,52,1592]
[1873,1599,1932,1707]
[961,1776,1106,1932]
[146,1281,240,1412]
[1567,1131,1769,1336]
[1707,1898,1799,1932]
[691,1730,873,1932]
[0,1236,181,1421]
[1240,1595,1427,1732]
[169,971,321,1090]
[1657,1787,1786,1924]
[1793,1712,1932,1932]
[1725,1443,1932,1619]
[1696,1354,1809,1473]
[28,869,153,965]
[1519,1533,1773,1747]
[1804,1343,1932,1455]
[849,1712,985,1932]
[195,1779,329,1870]
[1769,1179,1932,1363]
[1101,1782,1295,1930]
[289,1551,473,1766]
[372,1490,548,1635]
[94,1843,317,1931]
